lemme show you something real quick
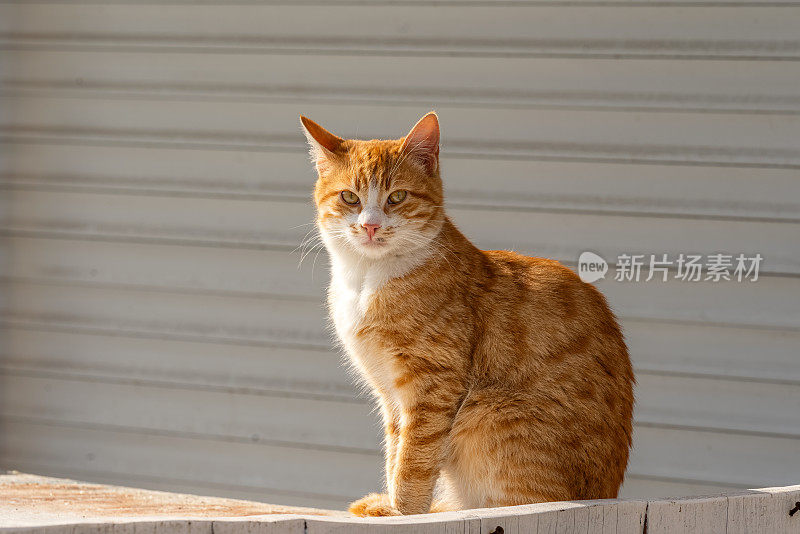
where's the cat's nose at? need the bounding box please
[362,223,381,240]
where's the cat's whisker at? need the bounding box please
[298,242,324,268]
[296,238,321,263]
[289,221,318,230]
[311,243,327,276]
[293,225,323,255]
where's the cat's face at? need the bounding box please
[302,113,445,260]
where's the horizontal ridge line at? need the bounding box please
[1,44,799,61]
[0,364,361,404]
[0,317,334,351]
[1,179,798,224]
[0,414,382,457]
[1,136,799,170]
[2,34,799,50]
[1,230,798,279]
[2,85,799,116]
[2,410,796,462]
[2,360,798,402]
[0,275,324,303]
[4,0,800,5]
[2,304,798,351]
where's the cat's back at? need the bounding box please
[478,249,617,328]
[471,248,631,388]
[481,249,580,288]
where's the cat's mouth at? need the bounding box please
[351,234,393,257]
[360,237,387,248]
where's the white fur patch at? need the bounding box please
[322,226,432,401]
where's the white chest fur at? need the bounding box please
[328,266,373,346]
[327,255,396,393]
[325,245,429,398]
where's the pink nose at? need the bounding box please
[362,223,381,240]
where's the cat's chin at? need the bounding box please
[354,239,393,259]
[347,232,437,262]
[324,234,393,260]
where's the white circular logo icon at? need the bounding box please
[578,251,608,283]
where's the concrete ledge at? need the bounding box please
[1,473,798,533]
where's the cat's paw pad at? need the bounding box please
[349,493,400,517]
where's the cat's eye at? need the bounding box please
[387,190,407,205]
[340,190,360,205]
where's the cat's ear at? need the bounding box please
[401,112,440,174]
[300,116,344,173]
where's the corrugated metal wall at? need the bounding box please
[0,1,799,510]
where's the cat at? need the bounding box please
[300,112,635,517]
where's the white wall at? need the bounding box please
[0,1,798,510]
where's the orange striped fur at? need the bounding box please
[301,112,634,516]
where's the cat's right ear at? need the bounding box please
[401,112,440,175]
[300,116,344,173]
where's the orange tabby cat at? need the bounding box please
[301,112,634,517]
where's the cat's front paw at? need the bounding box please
[348,493,400,517]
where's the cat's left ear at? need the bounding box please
[401,112,440,174]
[300,116,345,173]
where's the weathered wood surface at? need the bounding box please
[0,473,343,527]
[2,474,799,533]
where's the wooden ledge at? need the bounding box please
[1,473,798,533]
[0,472,344,529]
